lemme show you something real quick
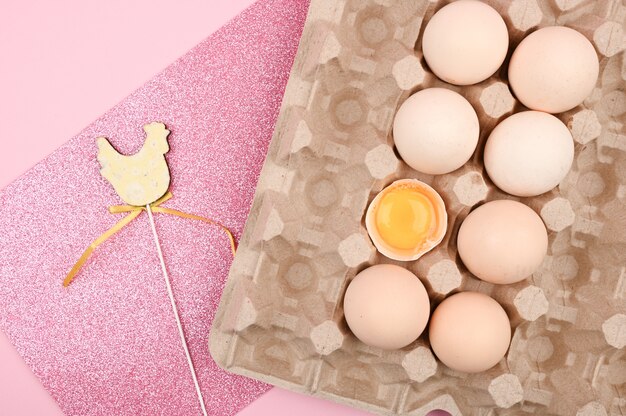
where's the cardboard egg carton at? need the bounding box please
[210,0,626,414]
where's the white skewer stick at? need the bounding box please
[146,204,208,416]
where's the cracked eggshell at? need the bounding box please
[365,179,447,261]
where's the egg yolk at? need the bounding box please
[374,187,438,250]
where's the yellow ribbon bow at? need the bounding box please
[64,191,237,287]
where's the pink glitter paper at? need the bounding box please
[0,0,309,414]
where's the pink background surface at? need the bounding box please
[0,1,371,415]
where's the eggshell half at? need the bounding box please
[365,179,447,261]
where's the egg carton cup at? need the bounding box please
[210,0,626,414]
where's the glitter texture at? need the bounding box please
[0,0,309,414]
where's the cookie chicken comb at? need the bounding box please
[65,122,237,416]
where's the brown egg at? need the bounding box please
[509,26,599,113]
[457,200,548,285]
[343,264,430,350]
[422,0,509,86]
[429,292,511,373]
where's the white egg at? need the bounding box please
[393,88,479,175]
[484,111,574,197]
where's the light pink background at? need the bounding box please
[0,0,370,415]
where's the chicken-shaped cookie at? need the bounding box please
[97,122,171,206]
